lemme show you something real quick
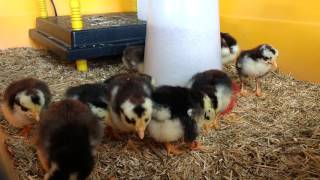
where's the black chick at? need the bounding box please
[188,69,233,130]
[148,86,215,155]
[65,83,109,121]
[221,32,240,64]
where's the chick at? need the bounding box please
[221,32,240,64]
[65,83,109,121]
[148,86,215,155]
[121,33,239,72]
[1,78,51,137]
[36,99,103,180]
[236,44,278,96]
[104,73,153,141]
[122,45,145,73]
[188,69,233,130]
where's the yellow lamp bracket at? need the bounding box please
[70,0,87,72]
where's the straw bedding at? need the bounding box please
[0,48,319,179]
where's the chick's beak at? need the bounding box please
[271,60,278,69]
[32,111,40,121]
[136,119,145,139]
[31,106,41,121]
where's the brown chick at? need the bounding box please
[1,78,51,137]
[36,99,103,180]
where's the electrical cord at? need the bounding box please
[50,0,58,16]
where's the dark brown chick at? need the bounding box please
[0,129,17,180]
[36,99,103,180]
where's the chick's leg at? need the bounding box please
[239,77,249,96]
[165,143,183,156]
[126,139,139,153]
[189,141,206,151]
[21,125,32,138]
[37,147,49,172]
[255,78,262,97]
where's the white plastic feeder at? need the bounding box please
[137,0,148,21]
[144,0,221,86]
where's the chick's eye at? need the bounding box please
[263,56,270,61]
[204,113,210,120]
[20,106,29,112]
[145,118,149,122]
[125,115,135,125]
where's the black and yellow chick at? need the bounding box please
[236,44,278,96]
[104,73,153,141]
[36,99,103,180]
[221,32,240,65]
[188,69,233,130]
[148,86,215,155]
[65,83,109,121]
[1,78,51,137]
[122,45,145,73]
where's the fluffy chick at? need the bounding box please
[104,73,153,140]
[1,78,51,136]
[236,44,278,96]
[221,32,240,64]
[188,69,233,130]
[36,99,103,180]
[122,45,145,73]
[148,86,215,155]
[65,83,109,121]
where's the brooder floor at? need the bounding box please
[0,48,319,179]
